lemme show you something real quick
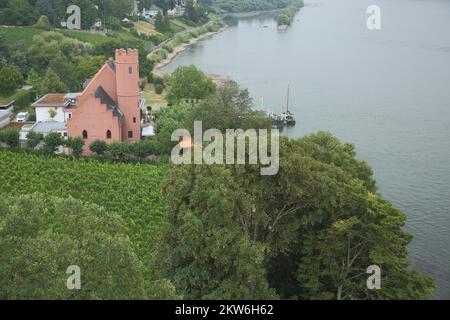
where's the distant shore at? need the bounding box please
[152,26,228,78]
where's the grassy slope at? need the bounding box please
[142,83,168,111]
[0,26,42,46]
[135,21,162,36]
[57,29,111,45]
[0,150,168,265]
[0,26,111,46]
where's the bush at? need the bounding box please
[108,142,130,159]
[13,90,35,110]
[43,132,63,154]
[277,14,290,26]
[121,20,134,28]
[155,84,164,95]
[131,140,156,159]
[147,73,154,84]
[0,66,23,95]
[0,128,20,148]
[162,44,173,53]
[89,140,108,155]
[106,17,122,31]
[33,15,51,30]
[66,137,85,157]
[26,131,43,149]
[153,76,164,86]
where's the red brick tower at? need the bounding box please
[115,48,140,142]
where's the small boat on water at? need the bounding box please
[271,84,296,127]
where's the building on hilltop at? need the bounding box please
[25,48,142,155]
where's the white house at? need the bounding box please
[23,93,78,142]
[142,4,163,19]
[32,93,74,123]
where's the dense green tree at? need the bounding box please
[157,122,435,299]
[184,0,198,23]
[66,136,85,157]
[0,0,38,26]
[0,33,10,66]
[0,193,146,299]
[89,139,108,155]
[166,65,216,104]
[0,66,23,95]
[130,140,156,159]
[33,15,51,30]
[75,55,106,85]
[151,101,191,155]
[43,131,63,154]
[277,14,290,26]
[26,131,43,149]
[0,67,19,94]
[155,12,172,34]
[157,165,277,299]
[38,68,68,95]
[183,80,271,132]
[35,0,56,24]
[8,41,30,78]
[0,128,20,148]
[107,141,130,159]
[27,32,91,73]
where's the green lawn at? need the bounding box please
[0,26,111,46]
[57,29,111,45]
[0,26,42,46]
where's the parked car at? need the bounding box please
[16,112,29,122]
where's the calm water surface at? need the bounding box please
[162,0,450,299]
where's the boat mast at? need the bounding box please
[286,83,290,112]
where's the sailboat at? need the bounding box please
[281,83,296,126]
[271,84,296,127]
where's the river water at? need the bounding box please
[162,0,450,299]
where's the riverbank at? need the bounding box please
[277,0,304,29]
[152,25,228,78]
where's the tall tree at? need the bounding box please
[0,66,22,95]
[38,68,68,95]
[0,194,146,299]
[0,0,38,26]
[166,65,216,104]
[35,0,56,24]
[157,100,435,300]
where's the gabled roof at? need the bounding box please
[94,86,124,123]
[32,94,68,108]
[0,99,15,108]
[107,60,116,72]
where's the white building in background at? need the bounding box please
[20,93,80,142]
[32,94,69,123]
[131,0,140,16]
[142,5,163,20]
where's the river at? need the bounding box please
[162,0,450,299]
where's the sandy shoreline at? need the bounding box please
[152,26,228,78]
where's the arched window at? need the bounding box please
[106,130,112,139]
[128,66,132,74]
[82,130,88,140]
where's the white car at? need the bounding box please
[16,112,29,122]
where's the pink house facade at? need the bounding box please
[29,48,142,155]
[67,49,141,154]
